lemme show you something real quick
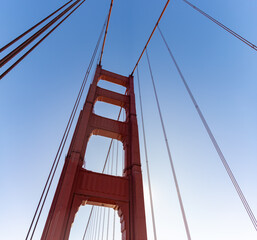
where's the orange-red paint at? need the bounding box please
[41,65,147,240]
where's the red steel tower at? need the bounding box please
[41,65,148,240]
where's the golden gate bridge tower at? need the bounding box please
[41,65,147,239]
[1,0,257,239]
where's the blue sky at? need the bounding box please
[0,0,257,239]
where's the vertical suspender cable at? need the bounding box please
[91,204,99,239]
[105,140,112,240]
[82,109,123,239]
[90,209,95,240]
[25,15,106,240]
[122,110,126,173]
[136,67,158,240]
[87,210,93,240]
[86,209,94,240]
[158,26,257,231]
[106,207,110,240]
[93,207,100,240]
[111,139,119,239]
[106,144,111,174]
[111,138,115,174]
[82,207,95,240]
[82,141,113,240]
[0,0,73,53]
[97,207,103,240]
[105,142,111,240]
[145,48,192,240]
[112,204,116,239]
[115,140,119,176]
[112,141,116,238]
[101,208,106,240]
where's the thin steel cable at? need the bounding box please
[0,0,82,67]
[86,210,92,240]
[82,108,123,238]
[94,207,100,240]
[102,107,122,172]
[131,0,170,75]
[25,16,106,240]
[106,142,112,240]
[111,138,115,174]
[136,67,157,240]
[112,210,116,240]
[107,143,111,173]
[112,140,116,240]
[182,0,257,51]
[101,208,106,240]
[89,209,94,240]
[82,207,95,240]
[145,48,192,240]
[115,140,118,176]
[103,139,114,171]
[91,208,96,239]
[43,17,107,239]
[93,208,99,240]
[82,142,112,240]
[0,0,85,80]
[0,0,73,53]
[106,208,110,240]
[105,143,111,240]
[94,206,101,240]
[99,0,114,65]
[31,12,103,238]
[89,208,96,240]
[122,110,126,174]
[97,207,103,240]
[91,209,97,240]
[85,209,93,240]
[158,25,257,231]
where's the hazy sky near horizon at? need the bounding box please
[0,0,257,239]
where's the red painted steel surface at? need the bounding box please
[41,65,147,240]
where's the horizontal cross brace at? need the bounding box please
[95,86,129,109]
[100,69,128,87]
[75,169,129,204]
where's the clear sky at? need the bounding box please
[0,0,257,239]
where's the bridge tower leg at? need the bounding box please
[41,65,148,240]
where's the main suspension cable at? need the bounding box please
[25,16,106,240]
[0,0,73,53]
[131,0,170,75]
[158,25,257,231]
[145,48,192,240]
[0,0,82,68]
[182,0,257,51]
[136,67,157,240]
[99,0,114,65]
[1,0,85,80]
